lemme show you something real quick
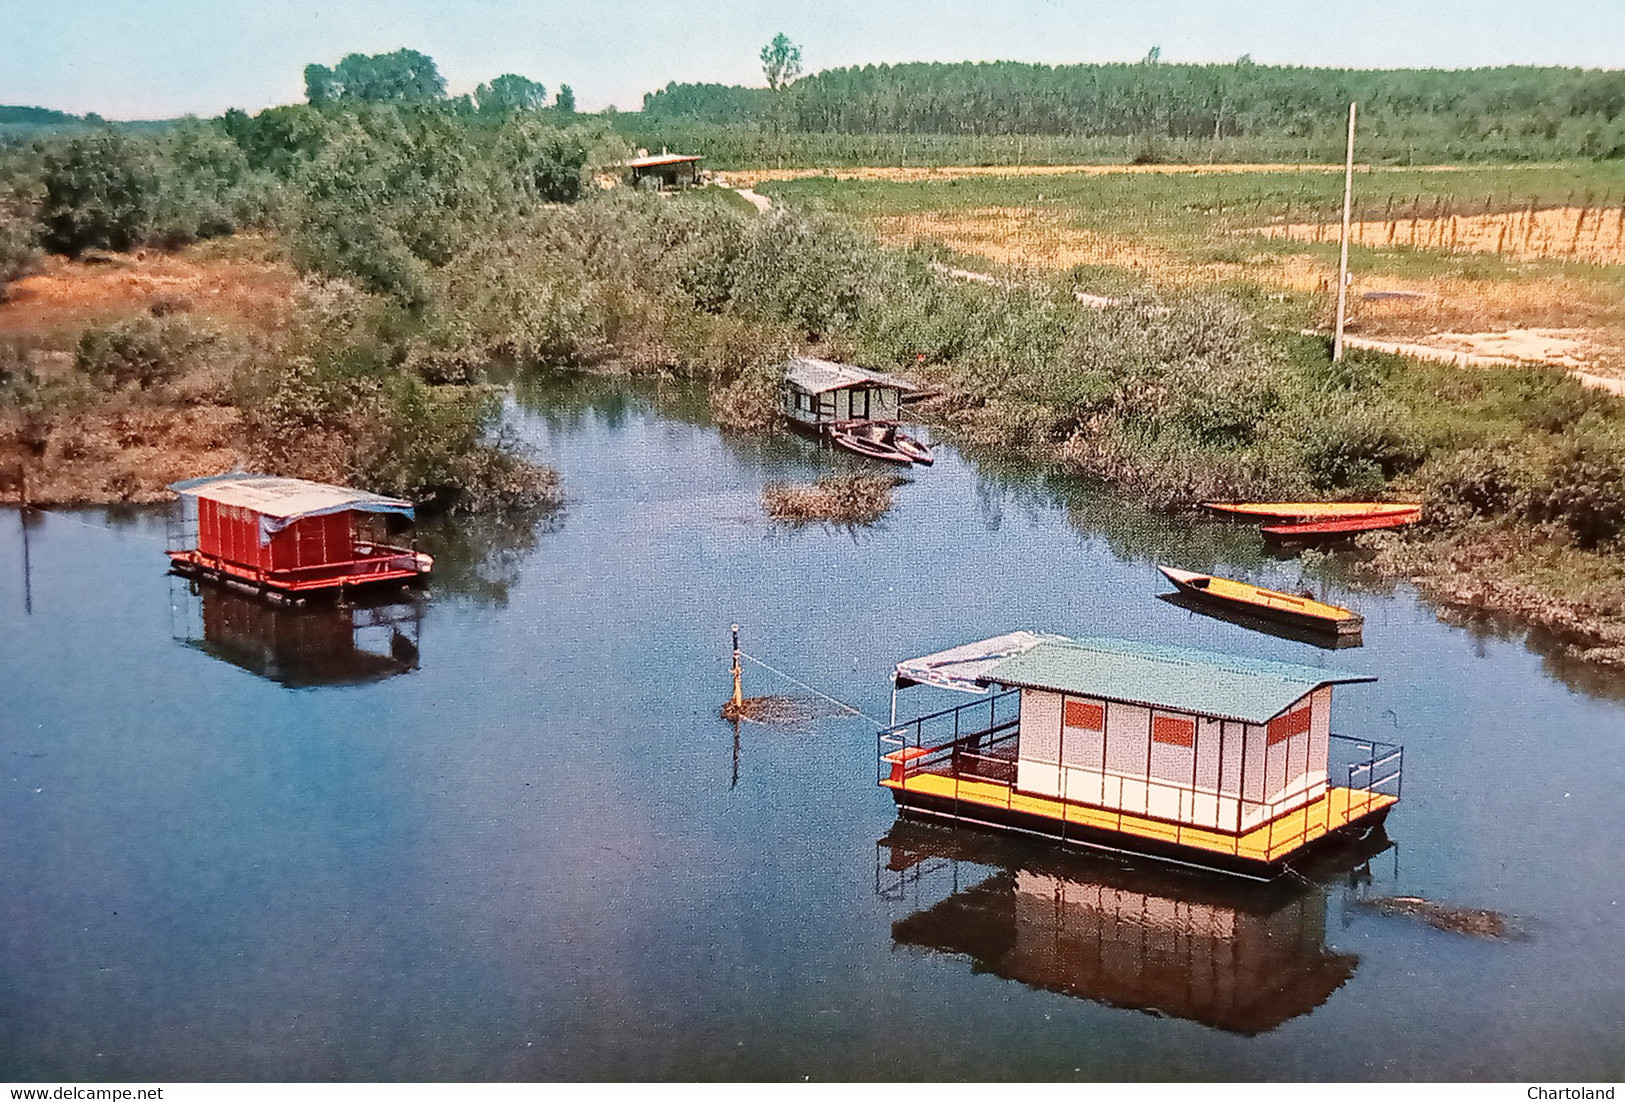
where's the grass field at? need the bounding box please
[761,162,1625,378]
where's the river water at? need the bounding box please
[2,378,1622,1081]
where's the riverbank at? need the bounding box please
[5,193,1625,668]
[0,239,558,510]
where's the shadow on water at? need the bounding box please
[1155,592,1365,650]
[169,579,423,689]
[1436,604,1625,705]
[416,504,561,609]
[877,818,1391,1037]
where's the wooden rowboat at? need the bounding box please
[1260,509,1421,543]
[1157,565,1364,635]
[1204,501,1423,524]
[829,422,934,466]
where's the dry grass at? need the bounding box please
[0,239,297,505]
[873,207,1174,271]
[1259,206,1625,265]
[1,403,244,505]
[763,473,904,525]
[863,200,1625,379]
[0,237,297,353]
[719,694,847,726]
[1361,896,1522,939]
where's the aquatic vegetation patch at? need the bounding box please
[763,473,905,526]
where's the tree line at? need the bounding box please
[641,58,1625,160]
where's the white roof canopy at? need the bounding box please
[893,630,1061,694]
[170,474,415,535]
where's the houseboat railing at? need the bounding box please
[178,543,422,582]
[877,690,1022,784]
[881,707,1403,862]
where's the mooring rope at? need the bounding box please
[737,649,887,726]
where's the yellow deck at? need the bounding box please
[883,772,1395,864]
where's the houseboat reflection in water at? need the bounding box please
[878,819,1387,1035]
[170,580,422,688]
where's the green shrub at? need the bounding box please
[37,132,157,255]
[74,317,210,390]
[1531,417,1625,548]
[0,193,37,295]
[1294,399,1431,492]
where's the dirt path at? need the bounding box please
[732,187,774,214]
[1304,327,1625,393]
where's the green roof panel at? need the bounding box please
[981,636,1374,724]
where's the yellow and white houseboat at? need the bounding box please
[880,632,1402,878]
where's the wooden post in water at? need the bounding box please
[731,623,744,709]
[1333,101,1357,363]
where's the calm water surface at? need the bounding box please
[3,379,1623,1081]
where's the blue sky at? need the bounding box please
[3,0,1622,119]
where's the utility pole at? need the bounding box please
[1333,101,1357,362]
[731,623,743,710]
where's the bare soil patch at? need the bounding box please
[1258,206,1625,265]
[0,238,297,348]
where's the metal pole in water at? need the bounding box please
[1333,101,1358,362]
[731,623,743,709]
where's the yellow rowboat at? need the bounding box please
[1203,501,1423,524]
[1158,566,1364,636]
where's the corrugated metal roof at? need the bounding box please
[981,636,1374,724]
[170,474,415,533]
[627,153,704,168]
[784,356,921,395]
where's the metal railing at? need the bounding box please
[877,690,1022,785]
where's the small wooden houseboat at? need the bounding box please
[880,633,1401,878]
[781,357,934,465]
[166,474,431,603]
[1158,565,1363,636]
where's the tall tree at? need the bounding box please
[759,34,802,92]
[554,84,576,113]
[476,74,547,115]
[304,49,447,105]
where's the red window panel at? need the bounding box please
[1152,715,1195,747]
[1267,706,1312,745]
[1063,699,1105,731]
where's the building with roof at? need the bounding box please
[782,356,921,428]
[880,633,1402,876]
[626,151,704,189]
[166,474,432,603]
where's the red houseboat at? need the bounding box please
[167,474,432,603]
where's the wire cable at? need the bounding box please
[738,649,886,726]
